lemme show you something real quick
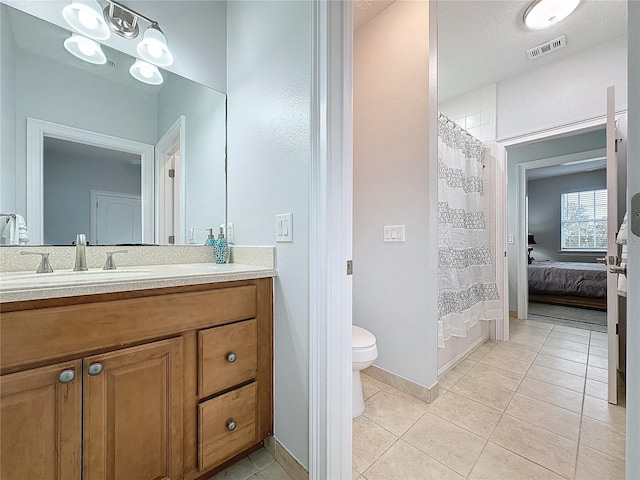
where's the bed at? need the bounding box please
[528,261,607,310]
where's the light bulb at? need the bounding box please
[77,39,96,56]
[77,9,98,30]
[140,63,154,78]
[147,42,163,59]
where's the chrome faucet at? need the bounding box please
[74,233,88,271]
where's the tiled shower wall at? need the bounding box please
[437,84,501,373]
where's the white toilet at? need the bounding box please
[352,325,378,418]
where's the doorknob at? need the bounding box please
[610,265,627,275]
[596,257,607,264]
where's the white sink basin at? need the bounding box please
[0,268,155,287]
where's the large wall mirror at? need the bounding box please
[0,3,226,246]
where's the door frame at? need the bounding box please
[90,190,142,245]
[495,113,624,336]
[26,118,154,244]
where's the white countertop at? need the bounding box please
[0,262,277,303]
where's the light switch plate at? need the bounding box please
[383,225,405,243]
[276,214,293,242]
[508,234,515,244]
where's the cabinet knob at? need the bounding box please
[88,363,104,376]
[226,419,237,432]
[58,369,76,384]
[226,352,237,363]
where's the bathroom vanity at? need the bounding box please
[0,265,274,480]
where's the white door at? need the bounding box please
[605,86,623,404]
[93,192,142,245]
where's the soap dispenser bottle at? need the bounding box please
[205,228,216,246]
[213,226,230,264]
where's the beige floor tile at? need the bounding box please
[468,442,564,480]
[549,331,591,345]
[575,445,625,480]
[534,353,586,377]
[591,331,607,340]
[589,346,608,358]
[362,376,385,401]
[439,370,464,391]
[249,449,276,470]
[450,375,515,411]
[402,413,486,477]
[466,363,523,391]
[589,337,608,348]
[517,377,583,413]
[586,365,608,383]
[526,364,585,393]
[491,342,538,362]
[539,344,588,364]
[252,462,293,480]
[468,341,498,361]
[490,415,578,478]
[429,391,502,439]
[352,415,397,473]
[363,439,463,480]
[363,387,429,436]
[585,378,608,401]
[580,416,626,461]
[588,354,608,369]
[513,325,552,338]
[352,466,360,480]
[362,373,389,391]
[582,395,626,432]
[509,333,547,352]
[544,337,590,353]
[478,350,533,376]
[452,358,477,375]
[551,325,591,337]
[505,393,581,441]
[213,457,258,480]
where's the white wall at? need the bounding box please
[157,74,226,245]
[528,170,606,263]
[497,35,627,140]
[226,0,311,468]
[0,6,17,215]
[506,130,607,310]
[438,84,497,369]
[353,1,437,388]
[43,146,141,245]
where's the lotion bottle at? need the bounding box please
[213,226,229,264]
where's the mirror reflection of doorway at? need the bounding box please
[43,137,142,245]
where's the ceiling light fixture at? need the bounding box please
[129,59,163,85]
[63,33,107,64]
[62,0,173,66]
[523,0,581,30]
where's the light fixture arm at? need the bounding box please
[104,0,155,28]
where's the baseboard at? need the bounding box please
[437,334,489,377]
[509,310,518,318]
[264,436,308,480]
[363,365,438,403]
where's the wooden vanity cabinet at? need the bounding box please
[0,278,274,480]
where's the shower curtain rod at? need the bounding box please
[438,112,480,142]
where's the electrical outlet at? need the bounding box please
[220,222,234,244]
[189,227,196,244]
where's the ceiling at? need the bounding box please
[527,158,606,181]
[44,138,141,164]
[354,0,627,103]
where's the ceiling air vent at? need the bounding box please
[527,35,566,60]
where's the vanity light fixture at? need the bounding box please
[62,0,110,40]
[63,33,107,65]
[129,59,163,85]
[523,0,581,30]
[62,0,173,66]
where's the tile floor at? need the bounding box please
[353,318,626,480]
[210,448,293,480]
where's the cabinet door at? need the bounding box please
[83,337,183,480]
[1,360,82,480]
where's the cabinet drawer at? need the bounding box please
[199,319,257,397]
[198,382,257,471]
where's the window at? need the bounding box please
[561,189,607,250]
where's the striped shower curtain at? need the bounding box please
[437,114,501,348]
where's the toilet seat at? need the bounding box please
[353,325,377,363]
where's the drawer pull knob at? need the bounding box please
[226,353,237,363]
[58,369,76,384]
[226,419,237,432]
[88,363,104,376]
